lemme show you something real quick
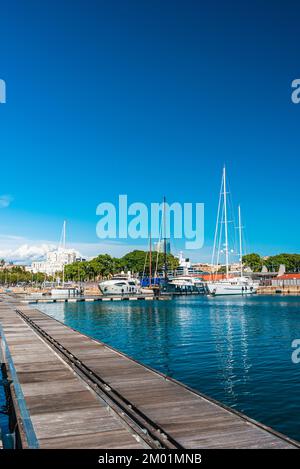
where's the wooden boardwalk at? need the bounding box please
[0,295,299,449]
[0,301,146,449]
[21,295,168,304]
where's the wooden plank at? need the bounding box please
[38,431,143,449]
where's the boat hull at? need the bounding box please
[98,279,140,296]
[206,281,258,296]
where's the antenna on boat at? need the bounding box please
[238,205,243,277]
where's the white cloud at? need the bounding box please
[0,194,13,208]
[0,243,57,262]
[0,232,214,264]
[0,234,145,263]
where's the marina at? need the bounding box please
[37,294,300,443]
[0,293,300,448]
[1,1,300,460]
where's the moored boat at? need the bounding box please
[206,166,257,296]
[206,276,258,296]
[168,275,206,294]
[98,272,141,296]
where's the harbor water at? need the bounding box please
[37,295,300,442]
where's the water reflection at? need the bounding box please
[207,298,251,405]
[38,295,300,441]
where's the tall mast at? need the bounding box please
[238,205,243,277]
[63,220,66,250]
[223,166,229,279]
[62,220,66,285]
[149,232,152,286]
[210,170,223,280]
[163,196,168,281]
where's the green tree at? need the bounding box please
[0,266,49,285]
[120,250,149,274]
[242,253,263,272]
[264,254,300,273]
[63,249,180,282]
[64,261,89,281]
[120,250,179,275]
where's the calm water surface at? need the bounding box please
[38,295,300,441]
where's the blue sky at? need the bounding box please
[0,0,299,263]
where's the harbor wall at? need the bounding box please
[257,285,300,295]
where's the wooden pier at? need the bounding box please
[17,294,172,305]
[0,294,299,449]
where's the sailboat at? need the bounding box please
[51,221,80,297]
[206,167,258,296]
[140,232,157,295]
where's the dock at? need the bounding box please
[0,294,299,449]
[15,294,172,305]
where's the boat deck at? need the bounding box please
[0,295,298,449]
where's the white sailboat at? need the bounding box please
[206,167,258,296]
[51,221,80,297]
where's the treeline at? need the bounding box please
[242,253,300,272]
[64,250,179,282]
[0,265,49,285]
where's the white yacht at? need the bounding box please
[206,276,258,296]
[167,275,206,294]
[98,272,141,296]
[206,167,258,296]
[169,276,203,288]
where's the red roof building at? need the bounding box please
[272,273,300,286]
[276,274,300,279]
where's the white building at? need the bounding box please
[31,248,78,276]
[30,221,80,276]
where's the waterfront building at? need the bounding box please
[272,273,300,287]
[31,248,78,276]
[192,263,221,273]
[250,264,286,285]
[30,221,80,276]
